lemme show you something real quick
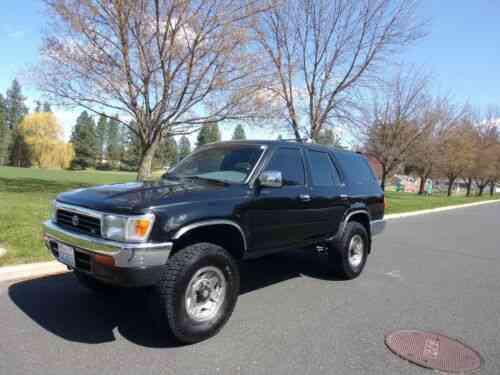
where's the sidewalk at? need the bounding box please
[0,261,67,284]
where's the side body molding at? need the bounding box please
[172,220,248,251]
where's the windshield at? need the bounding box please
[166,145,264,183]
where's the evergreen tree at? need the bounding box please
[70,111,97,169]
[209,123,221,143]
[232,124,246,140]
[5,79,28,131]
[117,125,129,167]
[120,122,142,170]
[197,122,221,147]
[165,137,178,167]
[179,136,192,160]
[5,79,29,166]
[196,124,212,147]
[107,116,121,163]
[156,136,178,168]
[95,114,108,161]
[314,128,341,147]
[0,96,9,166]
[42,102,52,112]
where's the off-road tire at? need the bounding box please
[74,270,119,294]
[328,221,369,279]
[152,242,240,344]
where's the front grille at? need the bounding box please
[56,209,101,237]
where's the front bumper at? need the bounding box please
[43,220,172,286]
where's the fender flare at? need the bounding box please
[172,219,248,252]
[337,209,371,237]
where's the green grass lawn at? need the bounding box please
[0,167,137,266]
[384,191,499,214]
[0,166,499,266]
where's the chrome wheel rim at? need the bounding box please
[185,266,226,322]
[348,234,364,269]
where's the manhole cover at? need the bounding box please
[385,330,481,373]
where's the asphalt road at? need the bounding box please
[1,203,499,375]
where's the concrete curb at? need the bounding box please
[384,198,500,220]
[1,198,499,284]
[0,261,67,284]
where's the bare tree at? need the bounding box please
[252,0,426,142]
[361,67,432,190]
[37,0,269,180]
[479,107,500,196]
[435,118,476,196]
[405,128,438,194]
[406,97,465,194]
[470,124,498,196]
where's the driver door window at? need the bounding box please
[264,148,305,186]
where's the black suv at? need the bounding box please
[43,140,385,343]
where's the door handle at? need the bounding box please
[299,194,311,202]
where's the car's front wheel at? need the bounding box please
[328,221,369,279]
[152,242,240,344]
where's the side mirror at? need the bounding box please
[259,170,283,188]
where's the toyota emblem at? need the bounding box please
[72,215,79,226]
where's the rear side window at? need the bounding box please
[334,152,377,185]
[307,150,340,186]
[265,148,305,186]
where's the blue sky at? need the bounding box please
[0,0,499,141]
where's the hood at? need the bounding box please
[57,178,245,214]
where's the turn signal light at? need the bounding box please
[94,254,115,267]
[134,219,152,237]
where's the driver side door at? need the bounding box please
[246,147,312,252]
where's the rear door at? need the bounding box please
[305,149,348,239]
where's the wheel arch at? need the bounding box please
[341,210,372,253]
[171,220,247,260]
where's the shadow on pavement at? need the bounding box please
[8,249,337,348]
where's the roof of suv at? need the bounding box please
[209,140,357,155]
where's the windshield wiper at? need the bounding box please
[184,175,228,184]
[162,172,178,180]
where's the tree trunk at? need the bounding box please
[292,121,302,142]
[447,177,455,196]
[478,185,485,196]
[466,177,472,197]
[380,167,387,191]
[490,181,495,196]
[418,175,425,195]
[136,139,160,181]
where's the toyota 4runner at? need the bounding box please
[43,140,385,344]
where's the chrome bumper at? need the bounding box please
[370,219,386,237]
[43,220,172,268]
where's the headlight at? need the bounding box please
[102,213,155,242]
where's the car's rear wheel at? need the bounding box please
[151,242,240,344]
[328,221,369,279]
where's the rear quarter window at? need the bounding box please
[334,152,379,190]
